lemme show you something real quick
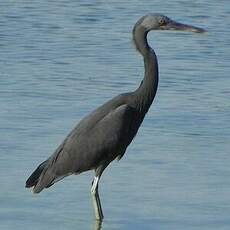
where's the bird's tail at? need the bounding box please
[25,160,53,193]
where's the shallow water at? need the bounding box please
[0,1,230,229]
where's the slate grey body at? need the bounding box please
[26,14,205,220]
[42,93,145,188]
[28,85,156,193]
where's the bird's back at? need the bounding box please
[26,92,144,193]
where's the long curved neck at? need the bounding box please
[133,24,159,114]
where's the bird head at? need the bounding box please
[140,14,205,33]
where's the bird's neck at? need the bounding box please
[132,24,159,114]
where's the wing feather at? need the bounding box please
[33,94,142,192]
[52,103,140,175]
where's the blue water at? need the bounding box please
[0,1,230,229]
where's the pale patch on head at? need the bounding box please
[141,14,156,30]
[140,14,171,31]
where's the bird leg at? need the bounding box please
[91,176,104,221]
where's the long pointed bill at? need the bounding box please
[162,21,206,33]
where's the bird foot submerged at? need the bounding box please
[91,176,104,221]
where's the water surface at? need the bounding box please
[0,1,230,229]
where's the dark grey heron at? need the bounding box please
[26,14,204,221]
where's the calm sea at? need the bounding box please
[0,1,229,229]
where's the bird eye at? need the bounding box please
[159,18,166,26]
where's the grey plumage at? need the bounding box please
[26,14,205,220]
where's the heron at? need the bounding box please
[26,14,205,221]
